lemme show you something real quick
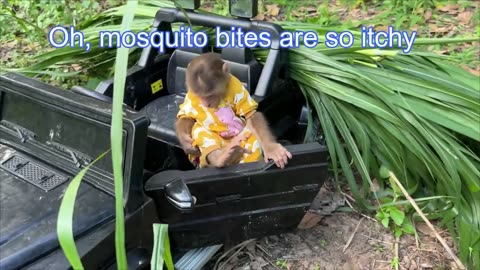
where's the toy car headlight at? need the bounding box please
[229,0,258,18]
[176,0,200,10]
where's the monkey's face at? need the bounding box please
[185,53,231,108]
[196,76,229,108]
[198,88,227,108]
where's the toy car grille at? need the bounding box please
[0,154,69,191]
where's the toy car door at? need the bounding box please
[145,142,329,249]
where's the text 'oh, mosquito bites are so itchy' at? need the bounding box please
[47,25,418,53]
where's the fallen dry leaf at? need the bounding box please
[438,4,459,12]
[429,24,450,33]
[349,8,361,17]
[305,12,319,18]
[420,259,433,269]
[434,49,448,55]
[424,9,432,21]
[1,50,13,61]
[291,10,302,17]
[71,64,82,71]
[410,259,418,269]
[6,40,17,49]
[254,13,265,21]
[375,25,389,32]
[297,6,316,13]
[450,261,461,270]
[448,10,459,15]
[370,178,380,192]
[297,211,324,229]
[461,64,480,76]
[442,17,456,23]
[250,257,268,270]
[246,241,256,253]
[458,10,474,24]
[266,4,280,16]
[300,260,310,268]
[416,222,436,237]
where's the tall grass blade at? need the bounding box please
[57,150,109,269]
[151,224,175,270]
[110,0,138,268]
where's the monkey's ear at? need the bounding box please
[222,62,230,73]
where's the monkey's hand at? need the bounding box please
[207,133,252,168]
[176,118,200,155]
[178,133,200,155]
[262,143,292,169]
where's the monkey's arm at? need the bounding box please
[175,117,199,155]
[245,112,276,147]
[246,111,292,168]
[175,117,195,137]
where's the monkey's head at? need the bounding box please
[185,52,231,108]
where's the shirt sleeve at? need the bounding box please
[177,92,198,120]
[233,83,258,120]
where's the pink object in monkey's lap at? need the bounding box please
[214,106,244,138]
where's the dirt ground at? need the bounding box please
[209,184,460,270]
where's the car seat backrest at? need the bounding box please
[166,45,262,96]
[221,46,262,92]
[166,46,209,96]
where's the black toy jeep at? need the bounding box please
[0,2,329,269]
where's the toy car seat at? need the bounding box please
[140,45,263,147]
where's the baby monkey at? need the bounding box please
[176,52,292,169]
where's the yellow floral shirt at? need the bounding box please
[177,74,258,139]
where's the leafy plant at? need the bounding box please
[375,166,415,239]
[374,166,418,270]
[375,244,384,253]
[319,239,328,248]
[390,256,400,270]
[376,206,415,238]
[275,259,288,269]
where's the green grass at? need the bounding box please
[261,0,479,66]
[0,0,125,88]
[1,0,477,87]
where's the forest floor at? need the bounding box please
[209,180,462,270]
